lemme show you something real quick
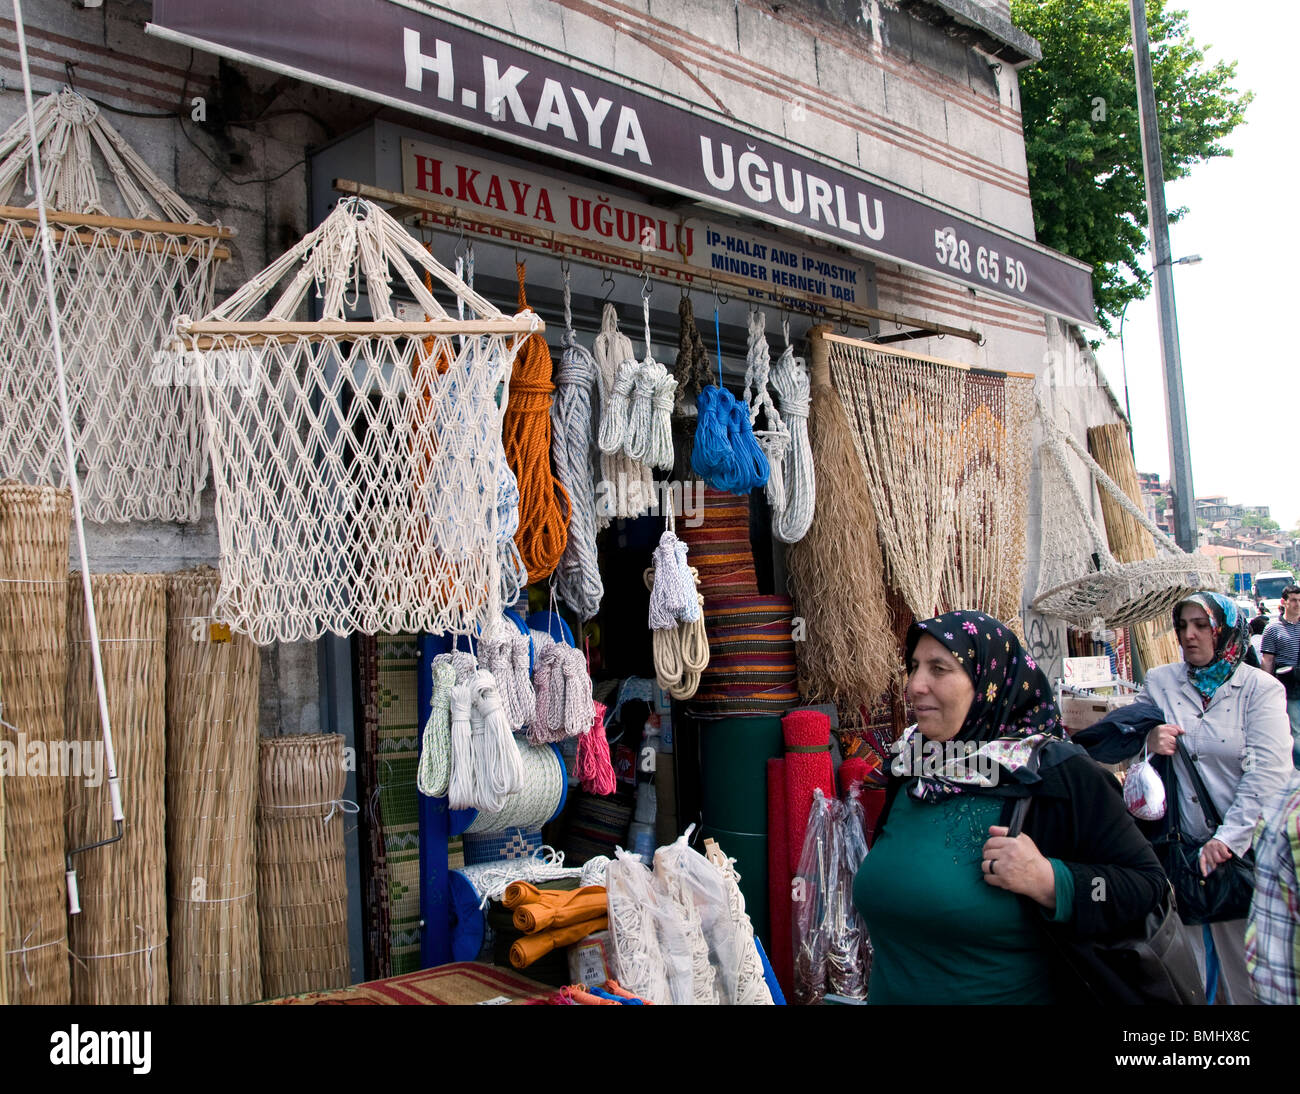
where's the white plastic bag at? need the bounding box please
[1124,747,1166,821]
[606,847,694,1004]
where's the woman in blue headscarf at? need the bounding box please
[1138,591,1293,1004]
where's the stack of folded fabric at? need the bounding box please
[503,883,609,970]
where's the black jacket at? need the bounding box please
[877,745,1167,1003]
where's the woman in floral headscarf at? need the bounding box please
[1138,592,1292,1004]
[853,610,1166,1004]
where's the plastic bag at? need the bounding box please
[1124,747,1166,821]
[792,789,837,1005]
[828,793,871,1000]
[605,847,694,1004]
[653,831,744,1004]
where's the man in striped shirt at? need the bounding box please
[1247,772,1300,1005]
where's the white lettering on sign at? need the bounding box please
[403,29,454,99]
[402,30,650,163]
[700,137,884,241]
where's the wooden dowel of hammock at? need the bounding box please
[817,330,1035,379]
[6,221,232,261]
[0,204,235,239]
[333,177,982,345]
[173,318,544,348]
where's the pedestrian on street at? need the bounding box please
[1260,584,1300,765]
[1246,770,1300,1005]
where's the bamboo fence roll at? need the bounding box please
[166,567,261,1005]
[0,482,71,1005]
[1086,424,1181,669]
[66,572,168,1004]
[257,733,350,998]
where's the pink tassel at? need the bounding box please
[576,700,616,795]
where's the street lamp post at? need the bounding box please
[1130,0,1198,553]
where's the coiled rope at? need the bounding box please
[575,699,617,795]
[550,267,605,620]
[624,289,676,470]
[743,308,790,520]
[479,629,535,731]
[503,262,570,582]
[770,320,815,544]
[417,659,457,797]
[593,303,653,522]
[465,739,564,833]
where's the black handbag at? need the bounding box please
[1150,739,1255,926]
[1010,797,1206,1005]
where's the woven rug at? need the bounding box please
[358,637,392,980]
[678,486,758,603]
[263,961,553,1005]
[375,635,423,975]
[692,595,798,716]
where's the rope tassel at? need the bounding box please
[416,660,457,797]
[576,700,616,795]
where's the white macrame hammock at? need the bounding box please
[1032,393,1220,628]
[172,196,539,644]
[0,88,228,522]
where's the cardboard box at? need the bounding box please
[1061,692,1137,734]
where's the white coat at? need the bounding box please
[1137,662,1292,856]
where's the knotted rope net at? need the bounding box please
[1032,393,1220,628]
[173,197,538,643]
[0,89,227,522]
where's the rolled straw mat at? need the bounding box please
[782,709,835,875]
[258,733,351,997]
[66,572,168,1004]
[0,482,72,1004]
[263,961,554,1005]
[166,567,261,1005]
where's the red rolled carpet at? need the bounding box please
[783,709,835,875]
[767,757,793,999]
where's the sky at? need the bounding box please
[1089,0,1299,531]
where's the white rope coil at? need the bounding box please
[743,308,791,521]
[704,842,774,1005]
[770,320,815,544]
[593,303,653,523]
[465,738,564,833]
[648,530,696,629]
[457,848,609,908]
[551,269,605,620]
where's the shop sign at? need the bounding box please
[149,0,1095,325]
[400,139,868,308]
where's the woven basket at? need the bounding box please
[66,572,168,1004]
[166,567,262,1005]
[0,481,71,1004]
[258,733,351,998]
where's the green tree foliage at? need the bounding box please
[1241,513,1280,531]
[1011,0,1250,332]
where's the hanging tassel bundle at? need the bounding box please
[644,561,709,701]
[478,629,535,732]
[648,529,697,629]
[770,321,815,543]
[503,263,571,583]
[672,297,714,478]
[447,681,477,810]
[532,642,594,743]
[417,660,457,797]
[551,268,605,620]
[593,303,654,523]
[576,700,617,795]
[743,308,791,520]
[693,387,770,496]
[468,669,525,811]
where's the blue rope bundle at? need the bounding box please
[689,307,770,495]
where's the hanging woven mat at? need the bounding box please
[0,89,230,522]
[1031,393,1220,628]
[172,196,541,644]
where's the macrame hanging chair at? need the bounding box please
[0,88,230,522]
[1031,392,1220,628]
[172,196,540,644]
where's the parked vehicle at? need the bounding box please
[1254,570,1296,616]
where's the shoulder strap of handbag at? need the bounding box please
[1007,794,1031,837]
[1173,736,1226,830]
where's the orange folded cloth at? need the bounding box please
[508,916,609,969]
[512,891,608,933]
[503,882,604,910]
